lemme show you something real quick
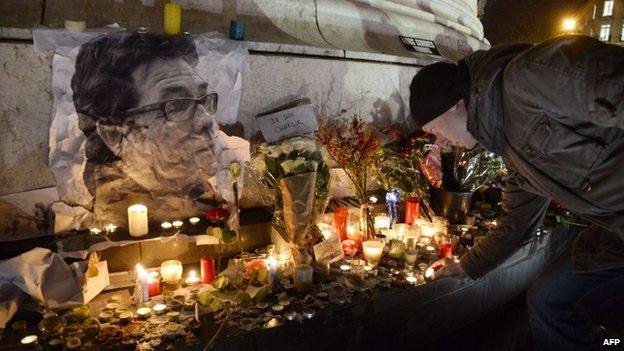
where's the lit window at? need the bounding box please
[603,0,614,16]
[599,24,611,41]
[593,4,597,19]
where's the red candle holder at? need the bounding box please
[200,256,215,284]
[404,197,420,225]
[334,207,349,241]
[439,243,453,259]
[147,272,160,297]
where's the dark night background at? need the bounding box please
[481,0,589,45]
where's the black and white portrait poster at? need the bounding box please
[38,28,250,231]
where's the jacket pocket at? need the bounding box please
[519,114,605,189]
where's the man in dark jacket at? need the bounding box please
[411,35,624,351]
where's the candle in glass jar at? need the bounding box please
[374,215,391,231]
[128,204,148,237]
[439,243,453,259]
[362,241,385,267]
[147,271,160,297]
[200,256,215,284]
[333,207,349,241]
[405,249,418,268]
[266,257,279,292]
[404,197,420,224]
[160,260,182,283]
[420,223,436,238]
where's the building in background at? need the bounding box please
[575,0,624,45]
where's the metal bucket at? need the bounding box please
[430,188,473,224]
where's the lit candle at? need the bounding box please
[425,267,435,280]
[406,275,417,285]
[318,223,336,241]
[362,241,385,267]
[161,221,172,229]
[339,264,351,272]
[160,260,182,284]
[164,3,182,36]
[266,257,279,292]
[185,270,200,285]
[147,271,160,297]
[294,264,313,293]
[152,303,167,315]
[439,242,453,259]
[172,220,183,229]
[189,217,200,225]
[136,307,151,319]
[136,264,150,303]
[128,204,149,237]
[104,223,117,234]
[346,224,360,241]
[374,215,391,232]
[21,335,38,346]
[420,223,437,238]
[405,249,418,268]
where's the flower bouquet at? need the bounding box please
[252,136,330,264]
[319,115,390,239]
[374,130,436,220]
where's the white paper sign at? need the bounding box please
[256,104,318,143]
[313,236,344,264]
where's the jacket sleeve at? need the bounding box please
[503,36,624,129]
[460,172,550,279]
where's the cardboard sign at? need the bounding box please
[256,103,318,143]
[313,236,344,264]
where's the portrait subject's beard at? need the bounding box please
[91,119,218,224]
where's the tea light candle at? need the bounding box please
[364,265,373,272]
[152,303,167,315]
[128,204,148,237]
[172,220,183,229]
[294,264,313,293]
[425,267,435,280]
[374,215,391,231]
[136,307,151,319]
[119,311,133,324]
[160,260,182,283]
[339,264,351,272]
[104,223,117,234]
[20,335,38,346]
[161,221,173,229]
[89,228,102,235]
[420,223,437,238]
[406,275,418,285]
[185,270,200,285]
[189,217,200,225]
[362,241,385,267]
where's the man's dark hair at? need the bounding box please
[72,31,198,121]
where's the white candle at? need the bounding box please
[374,215,391,231]
[137,306,151,319]
[104,223,117,234]
[317,223,336,241]
[21,335,38,345]
[420,223,437,238]
[160,260,183,283]
[172,220,183,229]
[339,264,351,272]
[425,267,435,280]
[189,217,200,225]
[185,270,200,285]
[294,264,313,293]
[406,275,417,284]
[362,241,385,267]
[128,204,148,237]
[161,221,172,229]
[89,228,102,235]
[136,264,150,302]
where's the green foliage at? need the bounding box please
[441,147,505,192]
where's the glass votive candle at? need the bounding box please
[160,260,183,284]
[349,259,367,277]
[185,270,200,285]
[152,303,167,315]
[294,265,313,293]
[136,307,151,319]
[404,249,418,268]
[388,239,405,260]
[374,215,391,231]
[419,223,437,238]
[362,241,385,267]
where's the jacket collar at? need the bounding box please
[461,43,532,154]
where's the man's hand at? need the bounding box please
[429,258,468,280]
